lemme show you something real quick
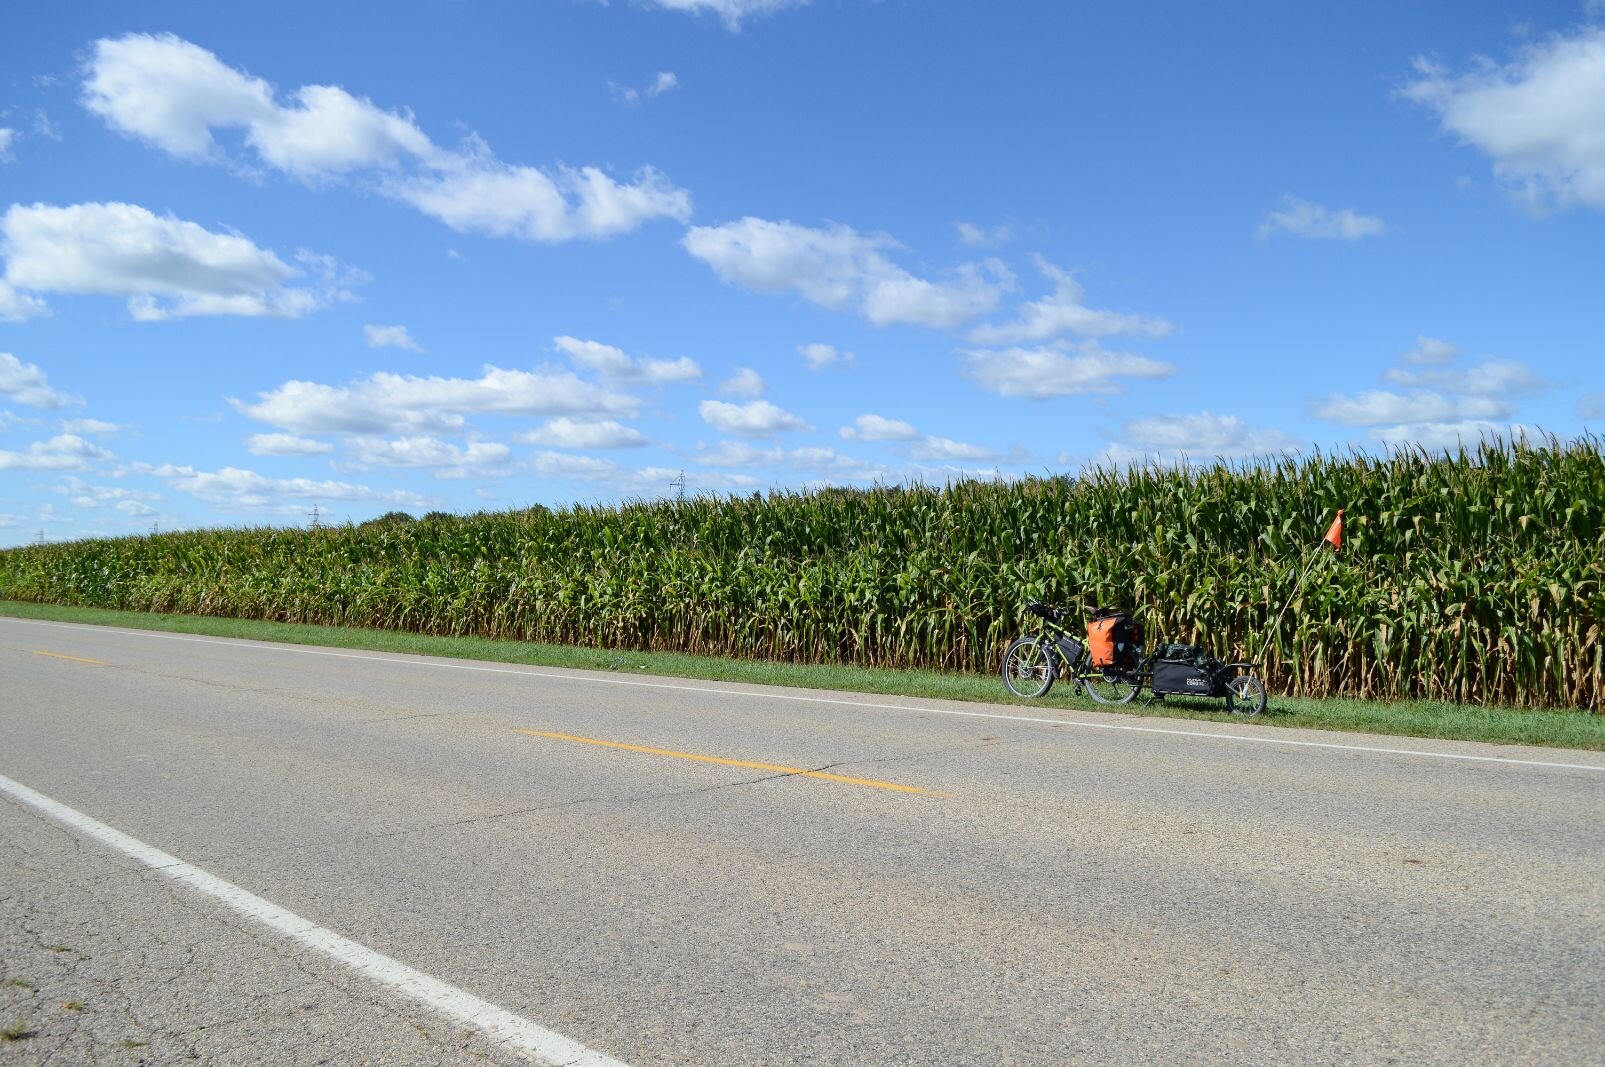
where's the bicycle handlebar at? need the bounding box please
[1028,600,1103,623]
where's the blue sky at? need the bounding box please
[2,0,1602,544]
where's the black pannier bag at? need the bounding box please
[1055,635,1084,666]
[1151,643,1227,697]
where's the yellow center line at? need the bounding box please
[30,650,108,667]
[514,729,943,796]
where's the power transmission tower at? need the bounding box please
[669,470,686,501]
[307,503,322,530]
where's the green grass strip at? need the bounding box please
[4,599,1601,751]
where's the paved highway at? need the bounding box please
[2,615,1602,1065]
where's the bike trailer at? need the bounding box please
[1150,643,1227,697]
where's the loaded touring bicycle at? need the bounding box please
[1000,511,1344,715]
[1002,601,1268,714]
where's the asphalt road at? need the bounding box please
[2,615,1602,1066]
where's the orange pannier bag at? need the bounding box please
[1087,616,1121,667]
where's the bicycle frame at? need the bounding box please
[1026,609,1088,679]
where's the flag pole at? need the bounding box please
[1250,509,1343,672]
[1252,547,1325,670]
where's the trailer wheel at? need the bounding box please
[1225,674,1267,716]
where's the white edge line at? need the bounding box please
[0,771,631,1067]
[5,615,1604,775]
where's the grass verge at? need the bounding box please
[2,599,1601,752]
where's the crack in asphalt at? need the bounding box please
[3,806,529,1066]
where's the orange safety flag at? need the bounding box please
[1323,509,1344,553]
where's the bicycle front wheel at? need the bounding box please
[1001,636,1056,699]
[1083,666,1141,704]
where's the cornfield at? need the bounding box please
[3,436,1600,709]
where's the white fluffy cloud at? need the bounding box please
[83,33,279,160]
[611,71,679,105]
[0,434,114,471]
[698,398,810,436]
[1311,390,1509,426]
[1383,358,1540,395]
[1402,336,1459,365]
[59,419,121,435]
[649,0,808,31]
[553,335,700,385]
[515,418,649,449]
[2,202,354,320]
[5,200,289,294]
[56,477,162,513]
[955,221,1014,248]
[1403,27,1605,211]
[0,281,48,322]
[527,450,619,481]
[1095,414,1302,468]
[395,156,691,243]
[798,342,853,370]
[780,446,882,477]
[152,463,427,510]
[235,366,639,434]
[909,436,998,462]
[683,217,1011,328]
[719,367,765,397]
[1311,336,1545,449]
[84,34,430,177]
[82,33,691,242]
[1256,196,1386,240]
[839,413,920,442]
[837,413,996,462]
[1367,421,1539,452]
[968,255,1174,345]
[696,440,784,467]
[1,353,80,409]
[961,342,1175,398]
[696,440,879,479]
[85,33,271,158]
[615,465,763,495]
[245,432,333,456]
[251,84,436,179]
[1125,414,1300,457]
[342,435,512,478]
[365,324,423,352]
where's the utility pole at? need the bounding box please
[669,470,686,502]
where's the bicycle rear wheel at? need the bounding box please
[1083,666,1141,704]
[1001,637,1056,699]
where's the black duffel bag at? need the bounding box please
[1150,644,1227,697]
